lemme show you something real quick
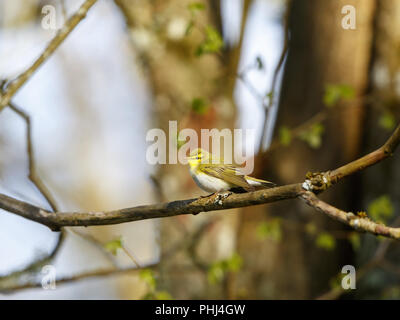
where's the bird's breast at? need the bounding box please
[190,169,231,193]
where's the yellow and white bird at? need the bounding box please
[186,148,276,193]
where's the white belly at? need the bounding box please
[190,170,232,192]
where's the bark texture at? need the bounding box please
[235,0,376,299]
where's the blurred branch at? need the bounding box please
[225,0,252,94]
[0,99,66,288]
[316,220,399,300]
[187,218,220,271]
[0,0,98,112]
[121,246,141,268]
[0,219,215,292]
[0,231,65,290]
[264,95,369,153]
[66,228,119,268]
[259,1,290,150]
[0,265,153,293]
[0,261,202,293]
[8,102,58,212]
[0,124,399,239]
[0,99,116,282]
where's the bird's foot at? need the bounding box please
[213,191,232,205]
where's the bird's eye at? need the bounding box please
[196,156,200,160]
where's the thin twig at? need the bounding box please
[0,265,153,293]
[66,228,119,268]
[0,0,98,112]
[121,247,141,268]
[8,102,58,212]
[259,0,290,151]
[2,100,120,283]
[0,219,217,292]
[0,101,65,286]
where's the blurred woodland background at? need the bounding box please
[0,0,400,299]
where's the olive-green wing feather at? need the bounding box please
[200,164,254,191]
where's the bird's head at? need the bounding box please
[187,148,211,168]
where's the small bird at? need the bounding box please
[186,148,276,194]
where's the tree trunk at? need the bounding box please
[357,0,400,298]
[235,0,376,299]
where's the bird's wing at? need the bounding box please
[201,164,253,191]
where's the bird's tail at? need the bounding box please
[245,176,276,189]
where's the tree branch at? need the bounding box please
[0,100,114,283]
[259,0,290,150]
[316,221,398,300]
[301,192,400,240]
[327,124,400,184]
[0,124,399,239]
[8,102,58,211]
[0,0,98,112]
[0,101,66,287]
[0,217,216,292]
[0,184,303,231]
[0,265,151,293]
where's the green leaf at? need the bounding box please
[379,112,396,131]
[139,269,156,291]
[279,126,292,146]
[225,253,243,272]
[207,253,243,285]
[315,232,336,250]
[299,123,325,149]
[185,20,195,36]
[349,232,361,251]
[266,91,274,100]
[191,97,208,114]
[256,219,282,242]
[329,272,343,289]
[323,84,355,107]
[368,195,394,223]
[196,26,223,56]
[176,133,187,149]
[188,2,205,13]
[207,263,225,285]
[154,291,173,300]
[103,237,123,256]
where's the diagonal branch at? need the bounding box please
[1,100,113,283]
[327,124,400,184]
[302,124,400,191]
[301,192,400,240]
[0,101,65,286]
[6,104,120,267]
[259,0,290,150]
[0,0,98,112]
[8,102,58,211]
